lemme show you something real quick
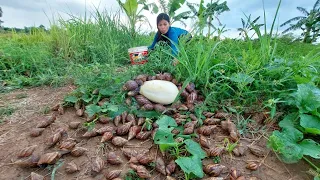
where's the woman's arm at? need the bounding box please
[167,30,179,56]
[148,32,159,50]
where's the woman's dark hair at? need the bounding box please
[157,13,170,26]
[156,13,170,42]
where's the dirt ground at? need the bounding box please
[0,85,314,180]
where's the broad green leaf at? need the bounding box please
[135,110,161,118]
[268,129,303,164]
[184,139,207,159]
[159,144,176,152]
[107,105,127,118]
[85,105,101,117]
[300,114,320,135]
[82,94,93,103]
[124,0,138,16]
[299,139,320,159]
[64,96,78,103]
[294,84,320,113]
[153,129,176,144]
[230,73,255,85]
[99,88,115,96]
[175,155,204,178]
[106,104,119,112]
[281,127,303,142]
[156,115,178,129]
[279,113,299,129]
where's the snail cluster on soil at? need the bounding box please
[16,72,262,179]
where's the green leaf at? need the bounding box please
[267,128,304,164]
[299,139,320,159]
[230,73,255,85]
[99,88,115,96]
[300,114,320,135]
[175,155,204,178]
[124,0,138,16]
[85,105,101,117]
[107,105,127,118]
[294,84,320,113]
[106,104,119,112]
[184,139,207,159]
[155,115,178,129]
[135,110,161,118]
[64,96,78,103]
[153,129,176,144]
[82,94,93,103]
[279,113,299,129]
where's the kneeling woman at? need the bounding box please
[148,13,191,56]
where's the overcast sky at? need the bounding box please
[0,0,316,38]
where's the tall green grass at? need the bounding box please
[0,7,319,112]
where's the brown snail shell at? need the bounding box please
[135,74,148,82]
[75,109,84,117]
[91,156,104,174]
[123,80,138,91]
[207,147,224,157]
[96,126,114,134]
[121,111,128,124]
[155,157,166,175]
[198,125,216,136]
[30,172,44,180]
[136,131,152,140]
[38,152,61,165]
[137,117,145,126]
[126,113,136,122]
[14,154,40,168]
[46,132,62,147]
[154,104,166,113]
[114,115,121,126]
[203,112,215,118]
[230,167,242,180]
[17,145,37,158]
[82,129,98,138]
[246,162,259,171]
[136,165,151,178]
[112,136,128,147]
[99,116,111,124]
[128,125,141,140]
[71,147,87,157]
[30,128,45,137]
[141,103,154,111]
[116,121,133,135]
[204,118,221,125]
[101,131,113,143]
[65,162,79,174]
[69,122,81,129]
[199,135,210,148]
[185,82,195,93]
[105,170,121,180]
[107,152,123,165]
[166,160,176,175]
[135,95,152,106]
[36,116,55,128]
[137,154,154,165]
[203,164,226,177]
[163,72,173,81]
[59,139,77,150]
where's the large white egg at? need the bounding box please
[139,80,179,105]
